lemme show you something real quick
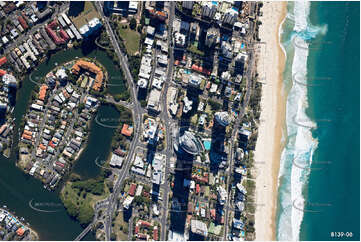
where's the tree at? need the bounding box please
[129,18,137,30]
[63,199,79,218]
[78,204,94,226]
[208,99,222,111]
[140,100,147,108]
[137,25,142,33]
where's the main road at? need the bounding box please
[222,43,258,240]
[92,2,143,241]
[158,1,175,241]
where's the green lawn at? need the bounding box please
[117,23,140,56]
[71,2,100,29]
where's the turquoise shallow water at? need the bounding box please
[276,2,359,241]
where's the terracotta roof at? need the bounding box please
[18,16,28,29]
[210,209,216,219]
[140,220,151,227]
[0,57,7,66]
[72,60,104,91]
[48,140,56,148]
[23,130,32,136]
[129,183,137,196]
[22,134,32,140]
[121,124,133,137]
[191,64,211,76]
[153,227,158,241]
[16,228,25,237]
[39,85,48,101]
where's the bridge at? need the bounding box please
[74,223,94,241]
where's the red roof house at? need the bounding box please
[0,57,7,66]
[129,183,137,196]
[121,124,133,137]
[196,184,200,194]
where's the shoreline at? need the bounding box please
[254,2,288,241]
[0,208,39,240]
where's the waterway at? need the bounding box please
[0,46,125,240]
[73,103,120,179]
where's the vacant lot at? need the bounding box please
[114,211,129,240]
[117,23,140,56]
[69,2,100,29]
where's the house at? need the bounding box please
[121,124,133,137]
[109,153,124,168]
[123,195,134,209]
[0,57,7,66]
[129,183,137,196]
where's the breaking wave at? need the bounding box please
[277,1,327,241]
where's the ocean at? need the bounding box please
[276,1,359,241]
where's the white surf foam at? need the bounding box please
[277,1,322,241]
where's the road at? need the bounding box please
[3,3,69,55]
[158,2,175,241]
[223,30,258,241]
[103,95,133,110]
[94,2,143,240]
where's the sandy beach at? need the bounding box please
[254,2,287,241]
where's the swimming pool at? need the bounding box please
[203,140,211,150]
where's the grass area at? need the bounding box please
[205,103,212,115]
[204,186,210,198]
[117,23,140,56]
[191,114,198,126]
[187,45,205,56]
[113,211,129,240]
[200,79,206,90]
[70,2,100,29]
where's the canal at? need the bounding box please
[0,46,125,240]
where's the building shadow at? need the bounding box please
[7,87,17,107]
[68,1,85,17]
[169,157,192,238]
[123,206,133,223]
[209,121,227,173]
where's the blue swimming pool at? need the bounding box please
[203,140,211,150]
[184,69,191,74]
